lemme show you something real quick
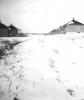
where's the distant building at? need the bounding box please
[0,21,22,37]
[8,24,20,37]
[49,18,84,34]
[0,21,8,37]
[61,18,84,33]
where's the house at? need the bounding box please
[49,18,84,34]
[62,18,84,33]
[0,20,22,37]
[0,21,8,37]
[8,24,20,37]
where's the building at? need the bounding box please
[49,18,84,34]
[0,21,22,37]
[0,21,8,37]
[8,24,20,37]
[62,18,84,33]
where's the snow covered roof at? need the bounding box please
[9,24,18,30]
[68,18,84,25]
[63,18,84,27]
[0,21,8,29]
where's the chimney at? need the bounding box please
[73,17,74,21]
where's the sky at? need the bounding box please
[0,0,84,33]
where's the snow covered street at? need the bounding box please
[0,34,84,100]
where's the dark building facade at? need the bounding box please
[0,21,20,37]
[0,21,8,37]
[8,24,19,37]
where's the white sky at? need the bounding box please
[0,0,84,33]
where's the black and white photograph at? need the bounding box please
[0,0,84,100]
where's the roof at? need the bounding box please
[68,18,84,25]
[63,18,84,27]
[0,21,8,29]
[9,24,18,29]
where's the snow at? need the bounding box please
[0,34,84,100]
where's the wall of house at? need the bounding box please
[0,28,8,37]
[66,25,84,33]
[8,29,18,37]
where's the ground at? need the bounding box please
[0,33,84,100]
